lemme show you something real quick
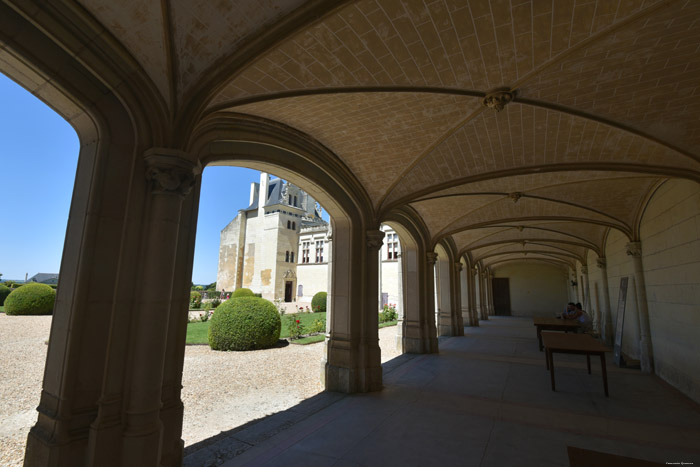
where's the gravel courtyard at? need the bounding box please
[0,313,401,466]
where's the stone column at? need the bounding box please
[121,151,197,467]
[581,265,591,312]
[468,267,479,326]
[459,262,471,326]
[479,271,489,320]
[395,252,404,352]
[486,270,495,316]
[428,252,448,335]
[450,262,464,336]
[400,248,438,354]
[324,227,384,392]
[597,257,613,345]
[626,242,655,373]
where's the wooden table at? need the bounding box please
[541,331,612,397]
[533,317,580,351]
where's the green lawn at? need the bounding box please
[290,335,326,345]
[186,321,210,344]
[379,320,398,328]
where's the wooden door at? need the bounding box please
[492,278,511,316]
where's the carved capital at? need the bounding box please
[426,252,438,265]
[366,229,385,251]
[455,262,463,272]
[596,257,607,269]
[626,242,642,257]
[145,150,198,198]
[581,265,588,274]
[482,89,515,112]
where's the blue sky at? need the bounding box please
[0,73,289,285]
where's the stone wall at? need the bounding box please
[492,262,569,316]
[640,179,700,403]
[605,229,641,361]
[216,215,242,292]
[296,263,328,304]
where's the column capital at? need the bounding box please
[626,241,642,257]
[426,251,438,265]
[454,262,463,272]
[366,229,385,251]
[596,257,607,269]
[581,265,588,274]
[144,149,198,198]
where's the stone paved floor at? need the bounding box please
[185,317,700,467]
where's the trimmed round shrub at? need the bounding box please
[232,287,254,298]
[4,283,56,315]
[0,284,11,306]
[208,297,281,351]
[311,291,327,313]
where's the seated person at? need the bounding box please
[560,302,576,319]
[563,302,592,332]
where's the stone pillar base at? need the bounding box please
[324,363,382,393]
[403,336,439,354]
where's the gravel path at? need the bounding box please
[0,314,401,466]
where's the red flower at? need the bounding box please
[296,320,300,323]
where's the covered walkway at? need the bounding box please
[186,318,700,466]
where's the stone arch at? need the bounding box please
[0,9,196,467]
[382,207,438,354]
[191,119,384,394]
[433,238,464,337]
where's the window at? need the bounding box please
[289,195,292,205]
[387,233,399,260]
[294,195,297,206]
[301,242,310,263]
[290,251,295,263]
[292,221,296,230]
[287,220,291,229]
[285,251,289,262]
[315,240,324,263]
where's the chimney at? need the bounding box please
[249,181,259,206]
[258,172,269,217]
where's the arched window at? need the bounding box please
[290,251,295,262]
[292,221,296,230]
[287,220,291,229]
[285,251,290,262]
[288,195,292,205]
[294,195,297,206]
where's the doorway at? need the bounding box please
[285,281,293,302]
[492,278,511,316]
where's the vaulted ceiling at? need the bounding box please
[11,0,700,270]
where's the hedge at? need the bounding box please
[208,297,281,351]
[232,287,255,298]
[0,285,11,306]
[4,283,56,315]
[311,291,327,313]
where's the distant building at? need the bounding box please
[216,172,327,301]
[25,273,59,285]
[217,172,401,305]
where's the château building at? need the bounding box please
[217,172,401,306]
